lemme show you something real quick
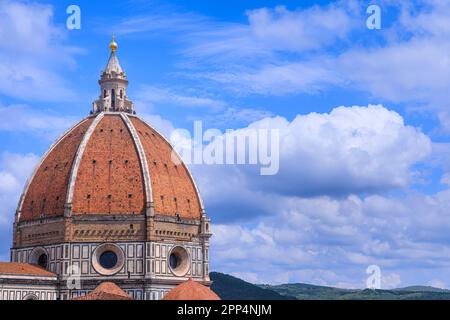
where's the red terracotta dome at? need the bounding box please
[73,282,132,300]
[162,278,221,300]
[17,113,204,222]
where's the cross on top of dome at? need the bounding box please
[92,36,135,115]
[105,35,124,76]
[109,35,118,52]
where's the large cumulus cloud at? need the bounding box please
[192,104,431,222]
[187,104,447,288]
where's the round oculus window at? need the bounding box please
[168,246,190,277]
[92,243,125,276]
[169,253,179,269]
[99,251,118,269]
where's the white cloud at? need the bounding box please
[210,187,450,287]
[0,103,75,140]
[196,60,342,95]
[189,107,273,127]
[134,84,272,127]
[398,0,450,38]
[111,9,211,37]
[112,1,359,61]
[0,172,20,194]
[188,104,445,287]
[0,0,80,102]
[382,273,402,290]
[139,113,175,139]
[267,104,431,196]
[183,2,359,61]
[0,151,38,259]
[0,151,38,184]
[194,105,431,212]
[189,12,450,109]
[245,4,355,52]
[135,85,226,110]
[127,1,450,132]
[437,111,450,134]
[441,173,450,186]
[428,279,446,289]
[0,151,38,226]
[230,272,260,284]
[97,1,450,134]
[337,39,450,103]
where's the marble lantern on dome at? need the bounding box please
[92,36,134,114]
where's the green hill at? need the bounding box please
[260,283,450,300]
[209,272,450,300]
[393,285,450,293]
[209,272,296,300]
[259,282,354,300]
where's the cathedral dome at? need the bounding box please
[7,37,213,301]
[16,39,204,223]
[17,113,203,222]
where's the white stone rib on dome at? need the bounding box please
[120,112,153,207]
[65,112,105,215]
[127,114,206,214]
[15,117,93,222]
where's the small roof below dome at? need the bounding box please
[0,262,56,278]
[73,282,132,300]
[162,278,221,300]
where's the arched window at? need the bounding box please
[120,90,123,99]
[29,247,49,270]
[38,253,48,269]
[23,294,39,301]
[103,90,107,98]
[111,89,116,109]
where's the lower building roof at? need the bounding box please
[0,262,56,277]
[72,282,132,300]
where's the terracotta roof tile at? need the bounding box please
[162,278,221,300]
[131,117,202,219]
[0,262,56,277]
[73,282,132,300]
[72,115,145,215]
[20,117,94,221]
[18,113,203,222]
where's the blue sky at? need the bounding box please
[1,0,450,289]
